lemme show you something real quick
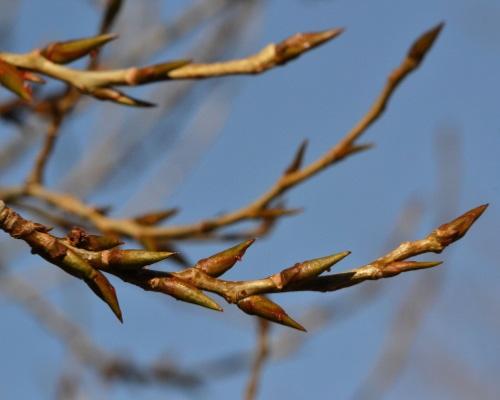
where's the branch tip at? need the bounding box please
[407,22,445,64]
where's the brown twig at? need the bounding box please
[0,28,342,106]
[245,319,271,400]
[0,24,443,242]
[0,273,201,387]
[26,110,63,185]
[0,199,487,329]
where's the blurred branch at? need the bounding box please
[0,273,202,388]
[0,28,342,106]
[352,130,464,400]
[245,319,270,400]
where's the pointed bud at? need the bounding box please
[383,260,442,276]
[98,249,174,270]
[284,139,308,175]
[0,59,32,102]
[90,87,155,107]
[154,277,222,311]
[271,251,350,289]
[127,60,191,85]
[41,33,118,64]
[237,295,306,331]
[407,23,444,65]
[432,204,488,247]
[134,208,179,226]
[67,226,123,251]
[62,249,122,321]
[85,269,123,322]
[196,239,255,277]
[276,28,344,65]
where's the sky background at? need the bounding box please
[0,0,499,399]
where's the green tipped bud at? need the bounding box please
[272,251,350,289]
[85,268,123,322]
[153,277,222,311]
[384,260,442,277]
[90,87,155,107]
[134,208,179,226]
[0,59,32,102]
[99,249,174,270]
[237,295,306,331]
[128,60,191,84]
[276,28,344,65]
[407,23,444,65]
[67,226,123,251]
[41,33,118,64]
[62,249,122,322]
[196,239,255,277]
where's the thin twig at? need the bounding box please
[245,319,270,400]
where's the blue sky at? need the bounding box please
[1,1,499,399]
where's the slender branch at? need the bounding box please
[0,199,486,330]
[0,29,342,104]
[0,24,443,241]
[26,111,63,185]
[245,319,270,400]
[0,274,201,387]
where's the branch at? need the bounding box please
[0,29,343,106]
[0,24,444,241]
[0,200,486,330]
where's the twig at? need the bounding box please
[0,273,202,387]
[0,29,342,105]
[26,111,63,185]
[245,319,270,400]
[0,199,487,330]
[0,24,443,241]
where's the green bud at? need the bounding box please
[237,295,306,331]
[0,59,32,102]
[196,239,255,277]
[41,33,118,64]
[272,251,350,289]
[154,277,222,311]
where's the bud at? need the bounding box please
[383,260,442,277]
[93,249,174,270]
[432,204,488,247]
[153,277,222,311]
[0,59,32,102]
[67,226,123,251]
[128,60,191,85]
[90,87,155,107]
[237,295,306,331]
[196,239,255,277]
[271,251,350,289]
[41,33,118,64]
[276,28,344,65]
[134,208,179,226]
[284,139,308,175]
[407,23,444,65]
[62,248,122,322]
